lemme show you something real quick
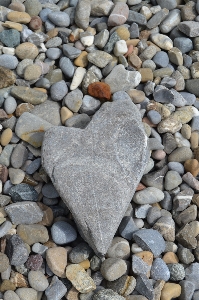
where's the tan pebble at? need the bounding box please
[15,103,34,117]
[0,207,7,218]
[66,264,96,293]
[161,283,181,300]
[0,128,12,146]
[126,39,140,46]
[162,252,179,264]
[74,51,88,67]
[181,124,191,139]
[79,260,90,270]
[33,87,47,93]
[116,26,130,40]
[139,30,151,40]
[46,28,58,40]
[10,271,28,288]
[152,202,162,209]
[154,76,162,85]
[43,240,57,248]
[147,41,161,52]
[61,107,74,124]
[139,68,154,82]
[87,27,96,35]
[184,158,199,177]
[191,131,199,150]
[46,247,67,278]
[66,286,79,300]
[37,202,53,227]
[7,11,31,24]
[9,2,25,12]
[15,42,39,60]
[135,251,153,266]
[128,54,142,69]
[0,280,16,292]
[24,64,42,81]
[3,21,23,31]
[127,89,145,104]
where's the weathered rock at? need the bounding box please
[42,96,149,256]
[0,67,16,89]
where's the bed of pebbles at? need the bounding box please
[1,0,199,299]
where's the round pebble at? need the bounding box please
[51,221,77,245]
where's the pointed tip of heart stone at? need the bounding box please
[42,96,149,256]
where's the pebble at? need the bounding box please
[4,291,20,300]
[87,51,112,68]
[100,258,127,281]
[150,258,170,281]
[66,264,96,293]
[93,289,125,300]
[50,80,68,101]
[15,288,37,300]
[46,247,67,278]
[0,54,18,69]
[51,221,77,245]
[65,89,83,112]
[108,2,129,26]
[168,263,185,281]
[5,234,29,266]
[45,275,67,300]
[28,270,49,291]
[15,42,39,60]
[48,11,70,27]
[133,187,164,204]
[17,224,49,245]
[160,283,181,300]
[9,183,38,202]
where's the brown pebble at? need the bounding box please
[7,11,31,24]
[10,271,28,288]
[192,194,199,207]
[128,54,142,69]
[136,182,146,191]
[0,128,12,146]
[139,30,151,40]
[190,131,199,150]
[162,252,179,264]
[0,109,8,120]
[126,39,140,47]
[0,165,8,183]
[3,21,23,31]
[33,87,47,93]
[139,68,154,82]
[66,286,79,300]
[79,260,90,270]
[29,16,42,30]
[46,28,58,40]
[127,89,145,104]
[184,159,199,177]
[135,251,153,266]
[0,280,16,292]
[37,202,53,226]
[16,103,34,117]
[74,51,88,67]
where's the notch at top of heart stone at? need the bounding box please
[41,94,149,256]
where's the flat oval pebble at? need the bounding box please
[28,270,49,292]
[15,43,39,60]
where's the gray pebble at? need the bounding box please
[168,162,184,175]
[132,254,150,276]
[0,54,18,70]
[35,78,51,89]
[147,110,161,124]
[59,57,75,78]
[93,289,125,300]
[42,182,59,198]
[46,48,62,60]
[150,258,170,281]
[168,263,185,281]
[79,95,101,115]
[147,207,162,226]
[133,187,164,205]
[26,158,41,175]
[63,44,81,59]
[0,220,12,238]
[69,242,93,263]
[0,144,14,167]
[135,204,151,219]
[153,51,169,68]
[45,36,62,48]
[127,10,147,26]
[119,216,139,240]
[9,183,38,202]
[133,229,165,257]
[185,263,199,290]
[65,113,91,129]
[5,234,29,266]
[28,270,49,291]
[64,89,83,112]
[174,37,193,54]
[48,11,70,27]
[50,80,68,101]
[179,280,195,300]
[4,96,17,115]
[51,220,77,244]
[164,170,182,191]
[135,274,154,300]
[39,8,52,22]
[3,291,20,300]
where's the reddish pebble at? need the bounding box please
[124,45,134,58]
[29,16,42,30]
[0,164,8,183]
[136,182,146,191]
[88,82,111,102]
[25,254,43,271]
[152,150,166,160]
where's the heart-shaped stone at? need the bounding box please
[42,96,149,256]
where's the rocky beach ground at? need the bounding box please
[1,0,199,299]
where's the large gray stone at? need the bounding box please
[42,97,149,256]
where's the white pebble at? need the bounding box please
[191,106,199,116]
[114,40,128,57]
[80,35,94,47]
[4,96,17,114]
[140,6,152,20]
[3,47,15,55]
[150,5,161,14]
[133,218,144,228]
[70,67,86,91]
[131,243,143,254]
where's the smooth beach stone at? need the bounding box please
[75,0,91,30]
[15,112,53,148]
[178,21,199,37]
[108,2,129,26]
[0,54,18,69]
[45,276,67,300]
[31,100,61,126]
[42,97,149,256]
[11,87,47,105]
[51,221,77,245]
[48,11,70,27]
